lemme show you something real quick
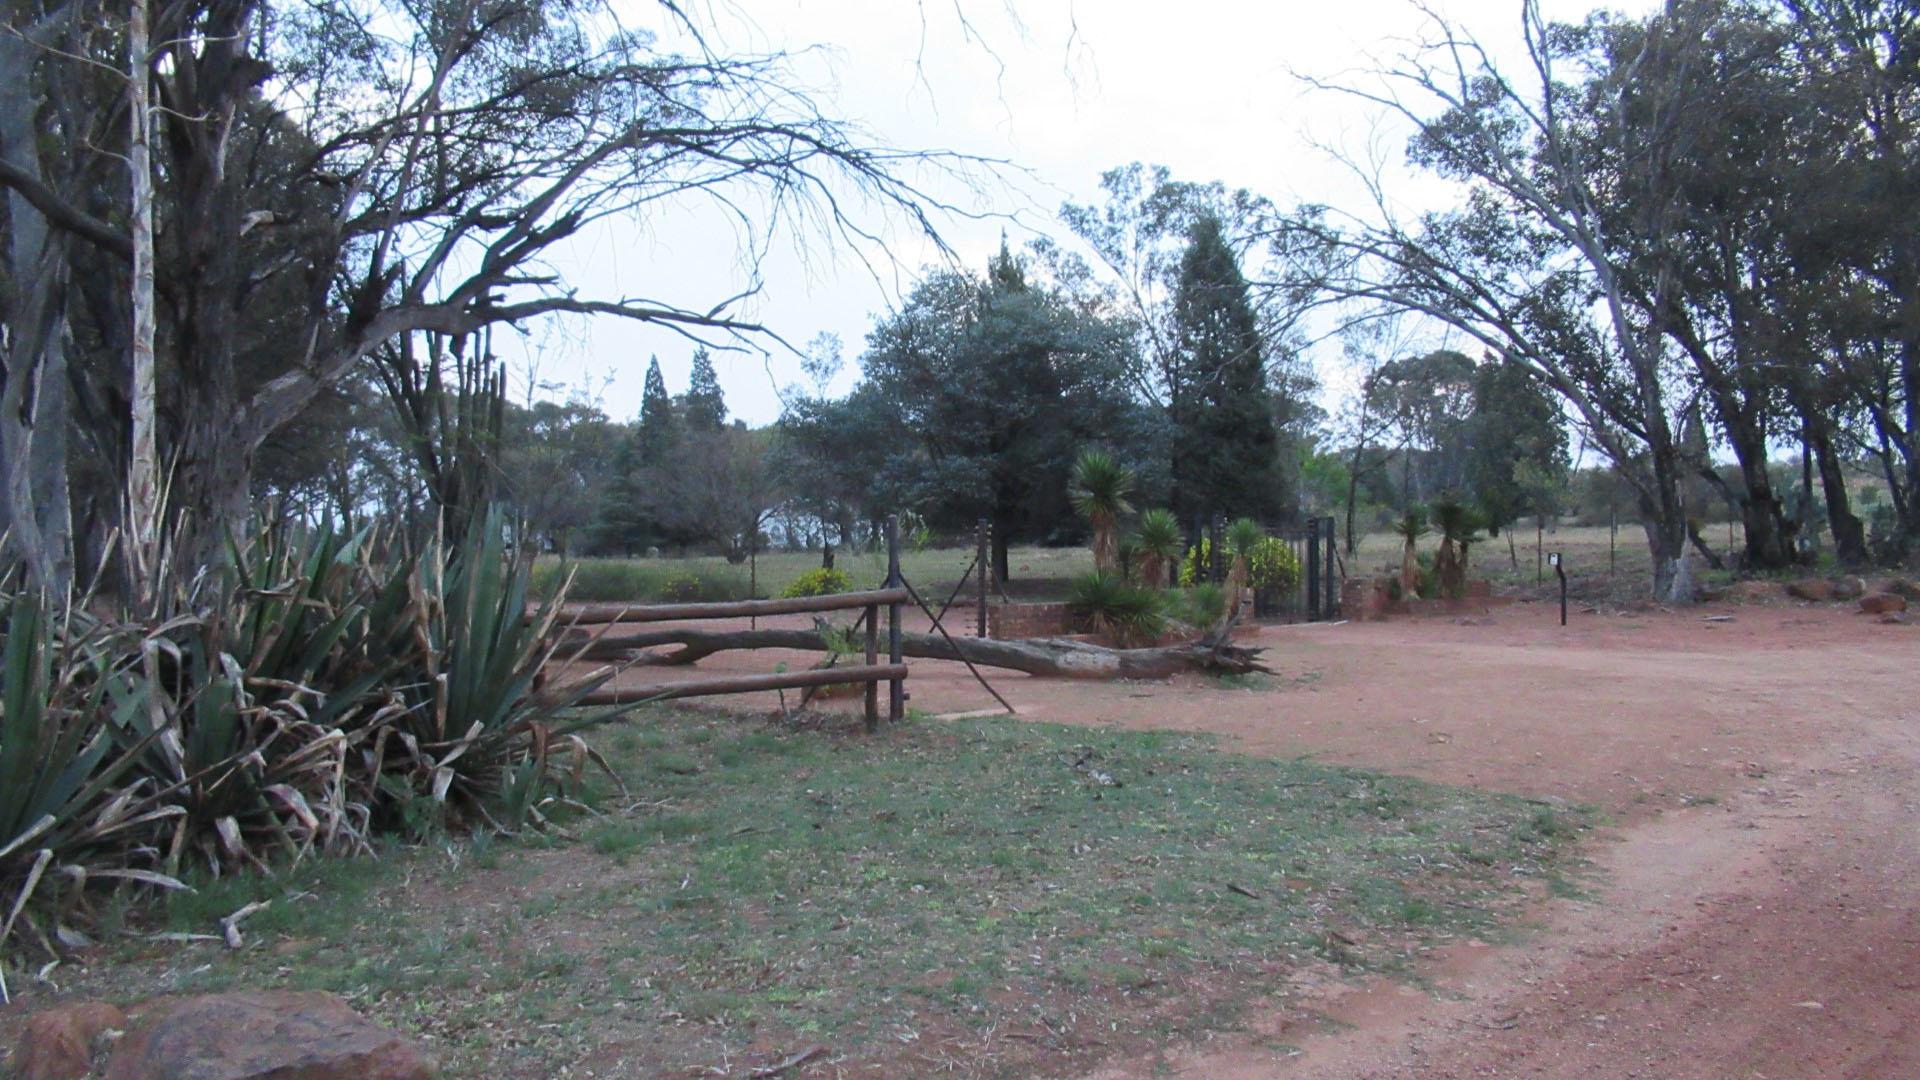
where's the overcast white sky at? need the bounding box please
[503,1,1646,425]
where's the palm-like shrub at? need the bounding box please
[1225,518,1265,559]
[1430,498,1485,598]
[1065,572,1167,646]
[1133,509,1182,589]
[1222,519,1264,613]
[1069,450,1135,575]
[1393,507,1429,598]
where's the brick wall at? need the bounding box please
[987,602,1072,640]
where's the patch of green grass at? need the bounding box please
[531,544,1096,605]
[75,710,1591,1077]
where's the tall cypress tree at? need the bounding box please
[589,356,681,552]
[683,348,728,432]
[1169,215,1283,521]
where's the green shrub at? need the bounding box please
[1066,572,1167,646]
[1248,537,1302,592]
[779,567,854,598]
[1167,584,1226,630]
[1178,537,1216,587]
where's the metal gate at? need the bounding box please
[1188,516,1341,624]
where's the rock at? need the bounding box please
[14,1002,129,1080]
[1785,578,1834,602]
[1860,593,1909,616]
[103,991,434,1080]
[1727,580,1780,603]
[1831,576,1868,601]
[1884,578,1920,600]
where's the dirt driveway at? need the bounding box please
[606,599,1920,1078]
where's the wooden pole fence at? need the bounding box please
[574,664,910,707]
[558,589,908,626]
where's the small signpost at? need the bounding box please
[1550,551,1566,626]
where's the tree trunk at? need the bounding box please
[1809,415,1868,564]
[563,625,1273,680]
[126,0,160,599]
[992,521,1011,585]
[0,29,76,595]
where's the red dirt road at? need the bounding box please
[606,600,1920,1078]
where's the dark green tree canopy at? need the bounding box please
[781,243,1149,578]
[683,349,729,433]
[1170,214,1286,522]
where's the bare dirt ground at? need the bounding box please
[598,598,1920,1078]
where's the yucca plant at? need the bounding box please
[1431,498,1485,599]
[1068,450,1135,575]
[1065,572,1167,647]
[1393,507,1429,599]
[1221,519,1264,615]
[1134,509,1182,590]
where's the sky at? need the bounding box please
[500,0,1646,426]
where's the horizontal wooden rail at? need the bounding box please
[574,663,909,706]
[557,588,909,626]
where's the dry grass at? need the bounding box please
[19,709,1593,1077]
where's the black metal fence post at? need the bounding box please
[976,517,989,638]
[1329,518,1341,618]
[1306,519,1322,621]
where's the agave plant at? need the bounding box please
[1392,507,1429,598]
[1068,450,1135,575]
[1133,509,1183,590]
[1065,572,1167,647]
[0,505,639,957]
[2,593,188,956]
[400,508,631,829]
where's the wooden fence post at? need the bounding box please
[864,603,879,731]
[976,517,989,638]
[887,516,904,723]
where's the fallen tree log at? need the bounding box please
[559,624,1271,680]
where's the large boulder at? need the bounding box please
[1785,578,1835,602]
[101,991,434,1080]
[1860,593,1909,616]
[1726,579,1781,603]
[13,1002,129,1080]
[1884,578,1920,600]
[1831,576,1869,601]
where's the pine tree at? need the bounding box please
[1169,215,1283,522]
[588,356,681,552]
[636,356,682,461]
[683,348,728,432]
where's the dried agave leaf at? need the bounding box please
[215,816,245,860]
